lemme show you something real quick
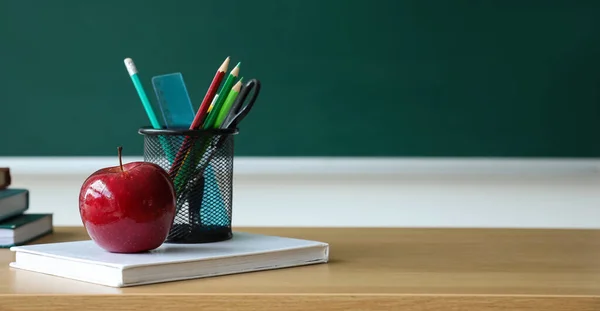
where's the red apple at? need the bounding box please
[78,146,177,253]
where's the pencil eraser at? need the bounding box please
[124,58,138,76]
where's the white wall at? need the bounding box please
[3,157,600,228]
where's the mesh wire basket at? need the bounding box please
[138,126,237,243]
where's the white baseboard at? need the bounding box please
[4,156,600,176]
[2,157,600,229]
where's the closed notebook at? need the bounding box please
[0,213,53,247]
[0,189,29,222]
[10,231,329,288]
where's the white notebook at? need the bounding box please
[9,231,329,288]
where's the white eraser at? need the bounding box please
[124,58,138,76]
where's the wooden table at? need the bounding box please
[1,227,599,310]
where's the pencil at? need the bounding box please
[168,57,230,179]
[124,58,161,129]
[207,94,219,113]
[191,57,230,128]
[214,79,243,128]
[124,57,175,162]
[203,62,240,129]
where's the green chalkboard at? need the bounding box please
[1,0,600,157]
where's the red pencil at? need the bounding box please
[168,57,230,179]
[191,56,230,129]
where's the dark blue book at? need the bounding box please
[0,189,29,222]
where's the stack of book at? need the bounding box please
[0,167,53,248]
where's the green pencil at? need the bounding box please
[203,62,240,129]
[215,79,242,128]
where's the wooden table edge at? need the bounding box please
[1,293,599,311]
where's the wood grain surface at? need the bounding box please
[1,226,599,310]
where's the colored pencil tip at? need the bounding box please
[231,64,241,76]
[219,56,231,72]
[235,62,241,68]
[232,80,243,92]
[124,58,137,76]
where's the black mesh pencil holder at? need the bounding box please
[138,126,238,243]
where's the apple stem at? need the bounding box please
[117,146,124,172]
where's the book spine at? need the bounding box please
[0,168,11,190]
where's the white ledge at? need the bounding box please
[1,157,600,176]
